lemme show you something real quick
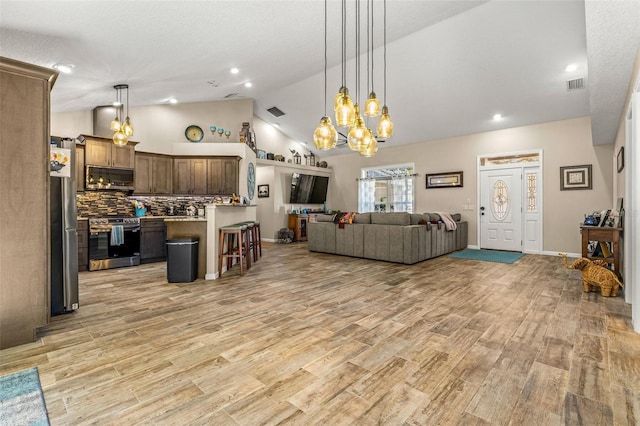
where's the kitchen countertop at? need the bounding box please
[163,217,208,222]
[212,204,257,207]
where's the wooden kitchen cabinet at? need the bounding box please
[140,218,167,263]
[76,144,85,191]
[173,158,207,195]
[82,135,135,168]
[77,220,88,271]
[207,157,239,195]
[135,153,172,194]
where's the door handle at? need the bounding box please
[480,206,485,211]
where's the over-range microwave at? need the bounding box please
[86,166,134,191]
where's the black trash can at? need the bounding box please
[166,237,199,283]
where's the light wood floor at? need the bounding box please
[1,243,639,425]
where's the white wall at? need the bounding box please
[52,98,253,154]
[326,116,613,254]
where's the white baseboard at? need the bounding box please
[262,238,276,243]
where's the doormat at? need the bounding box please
[450,249,524,264]
[0,367,49,425]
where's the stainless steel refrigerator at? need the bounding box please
[50,136,79,315]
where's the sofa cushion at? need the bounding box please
[353,212,371,224]
[424,212,461,222]
[370,212,410,226]
[410,213,424,225]
[423,213,439,222]
[315,214,335,222]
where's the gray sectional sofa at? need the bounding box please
[307,212,467,264]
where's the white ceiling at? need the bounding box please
[1,1,638,155]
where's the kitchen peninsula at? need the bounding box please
[165,204,256,280]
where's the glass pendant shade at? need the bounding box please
[122,117,134,137]
[364,92,381,117]
[360,129,378,157]
[313,116,338,150]
[112,129,128,146]
[334,86,348,110]
[110,116,121,132]
[377,105,393,139]
[347,106,367,151]
[335,92,355,127]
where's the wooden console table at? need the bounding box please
[288,214,311,242]
[580,225,623,278]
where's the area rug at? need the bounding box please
[450,249,524,264]
[0,367,49,425]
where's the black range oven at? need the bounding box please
[88,217,141,271]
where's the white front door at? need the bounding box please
[480,167,522,251]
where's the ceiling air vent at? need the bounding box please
[224,93,238,99]
[566,78,585,91]
[267,106,286,117]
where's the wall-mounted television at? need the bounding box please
[290,173,329,204]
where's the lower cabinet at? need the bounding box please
[77,219,88,271]
[140,218,167,263]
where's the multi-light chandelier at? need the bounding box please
[314,0,393,157]
[110,84,134,146]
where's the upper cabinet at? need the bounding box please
[81,135,136,168]
[173,158,207,195]
[208,157,239,195]
[135,153,172,195]
[172,156,239,195]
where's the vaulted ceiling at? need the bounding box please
[1,1,638,155]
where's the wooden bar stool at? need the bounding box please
[218,224,250,277]
[240,221,261,263]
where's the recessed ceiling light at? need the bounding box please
[493,113,503,121]
[169,98,178,104]
[230,67,239,74]
[52,63,75,74]
[565,64,577,72]
[244,82,253,88]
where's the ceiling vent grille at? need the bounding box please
[267,106,286,117]
[566,78,585,91]
[224,93,238,99]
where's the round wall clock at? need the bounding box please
[247,162,255,200]
[185,125,204,143]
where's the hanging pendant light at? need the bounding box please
[335,90,355,127]
[378,0,393,139]
[334,0,355,127]
[364,0,380,117]
[360,128,378,157]
[348,105,368,151]
[314,0,394,156]
[110,87,122,132]
[111,84,134,146]
[313,0,338,150]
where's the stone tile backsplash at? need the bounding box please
[77,191,219,217]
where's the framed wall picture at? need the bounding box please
[560,164,592,190]
[426,171,463,188]
[617,146,624,173]
[257,184,269,198]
